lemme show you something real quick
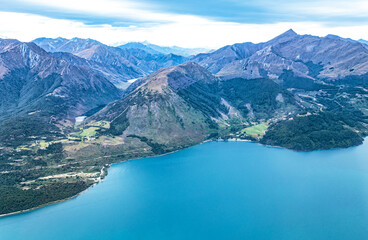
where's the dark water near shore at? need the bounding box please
[1,141,368,239]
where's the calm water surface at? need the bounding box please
[1,141,368,239]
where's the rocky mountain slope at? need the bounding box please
[88,62,303,154]
[89,62,219,152]
[0,38,122,145]
[193,29,368,84]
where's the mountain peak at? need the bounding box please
[266,29,298,45]
[71,37,99,43]
[166,62,217,91]
[176,61,201,69]
[280,29,298,37]
[133,62,216,93]
[0,38,22,52]
[325,34,342,40]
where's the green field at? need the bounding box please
[80,127,99,138]
[242,123,269,136]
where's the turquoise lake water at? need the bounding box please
[1,141,368,239]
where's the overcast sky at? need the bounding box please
[1,0,368,48]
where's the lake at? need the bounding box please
[1,141,368,239]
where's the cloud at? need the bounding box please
[2,11,368,49]
[2,0,368,48]
[9,0,368,27]
[282,0,368,17]
[10,0,184,24]
[233,0,368,17]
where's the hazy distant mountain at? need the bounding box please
[118,42,162,55]
[193,29,368,83]
[30,37,69,52]
[50,51,138,89]
[33,38,188,87]
[119,41,211,57]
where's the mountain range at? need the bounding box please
[32,37,187,88]
[193,29,368,82]
[1,29,368,215]
[118,41,211,57]
[0,39,122,145]
[88,61,300,153]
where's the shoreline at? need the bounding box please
[0,139,247,218]
[1,137,364,218]
[0,166,110,219]
[0,187,91,218]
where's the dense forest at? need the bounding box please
[0,182,90,215]
[261,112,365,151]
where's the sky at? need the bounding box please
[0,0,368,48]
